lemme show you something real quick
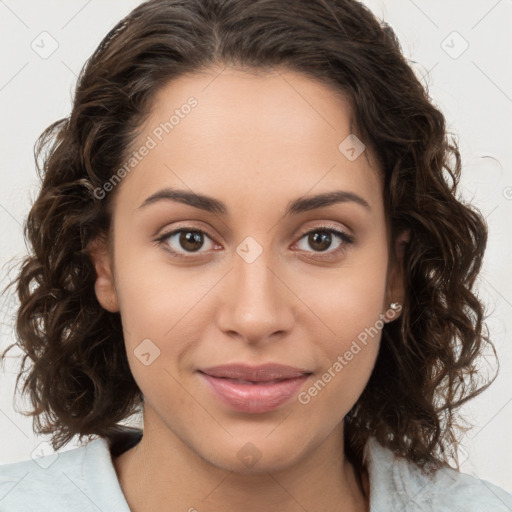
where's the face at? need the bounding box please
[91,66,404,473]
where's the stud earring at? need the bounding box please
[389,302,401,310]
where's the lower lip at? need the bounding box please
[199,372,310,413]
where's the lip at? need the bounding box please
[198,364,312,413]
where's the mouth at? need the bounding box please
[197,363,312,413]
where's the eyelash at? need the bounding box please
[155,225,354,260]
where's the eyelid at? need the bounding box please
[295,222,354,243]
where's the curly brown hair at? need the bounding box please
[1,0,497,475]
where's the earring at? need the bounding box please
[389,302,401,310]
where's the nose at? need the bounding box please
[216,244,295,346]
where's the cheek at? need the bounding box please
[113,262,204,414]
[294,242,388,404]
[116,271,207,374]
[111,238,226,399]
[112,225,205,336]
[296,284,385,425]
[296,237,389,343]
[110,239,187,371]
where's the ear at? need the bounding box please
[383,229,410,322]
[87,236,119,313]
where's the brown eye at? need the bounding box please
[294,227,354,257]
[157,228,217,257]
[177,231,205,252]
[307,231,333,252]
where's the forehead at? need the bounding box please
[142,66,358,155]
[114,66,382,216]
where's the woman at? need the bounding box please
[1,0,511,510]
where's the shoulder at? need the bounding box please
[364,437,512,512]
[0,437,130,511]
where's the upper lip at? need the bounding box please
[199,363,312,382]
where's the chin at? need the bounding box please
[198,434,309,475]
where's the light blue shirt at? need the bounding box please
[1,434,511,511]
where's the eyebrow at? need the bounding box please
[137,188,371,215]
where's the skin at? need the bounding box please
[89,65,407,512]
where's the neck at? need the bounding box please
[113,408,369,512]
